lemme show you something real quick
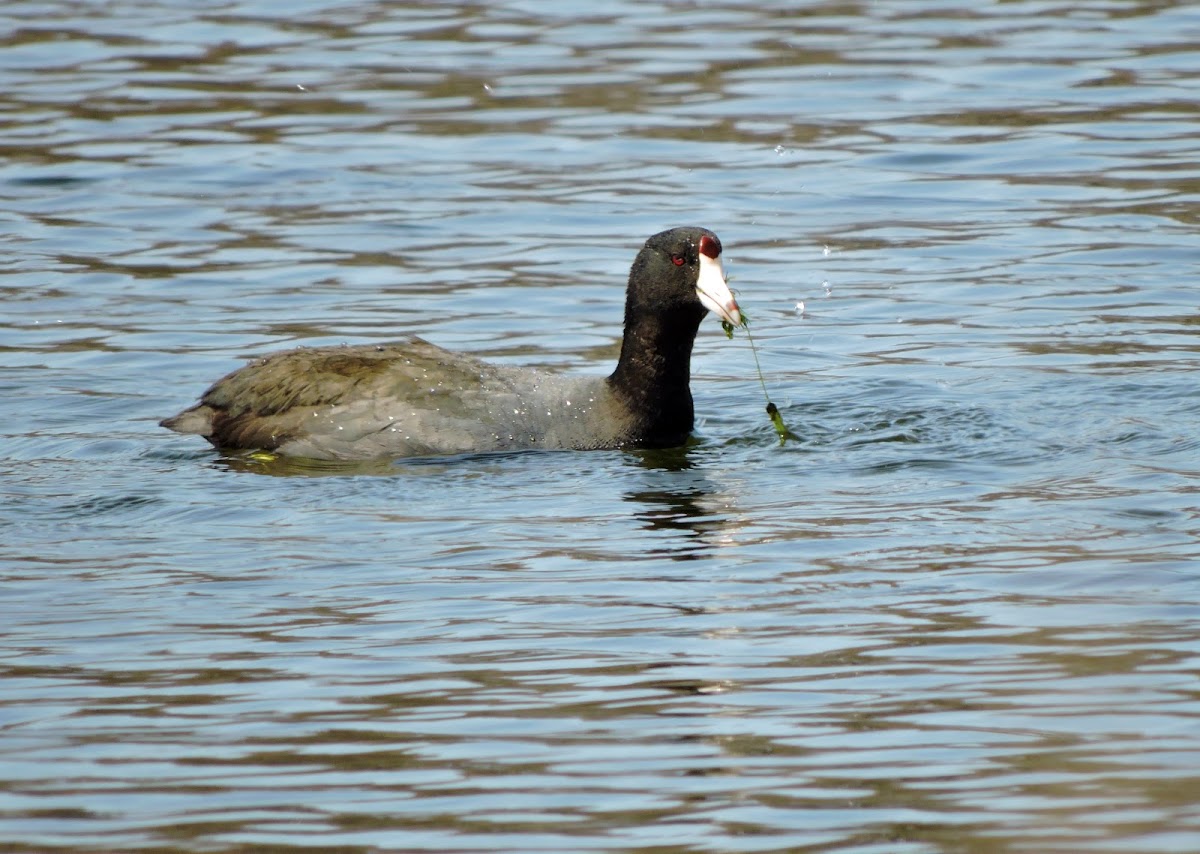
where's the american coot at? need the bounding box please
[161,226,741,460]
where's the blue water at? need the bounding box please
[2,1,1199,851]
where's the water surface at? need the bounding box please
[2,1,1199,852]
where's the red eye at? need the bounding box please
[670,254,686,266]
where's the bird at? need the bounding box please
[160,226,742,460]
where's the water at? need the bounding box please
[3,1,1199,851]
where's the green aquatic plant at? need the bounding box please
[722,306,797,446]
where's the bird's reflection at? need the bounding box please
[622,444,740,557]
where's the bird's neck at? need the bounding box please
[607,306,704,442]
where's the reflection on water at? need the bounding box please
[3,0,1200,851]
